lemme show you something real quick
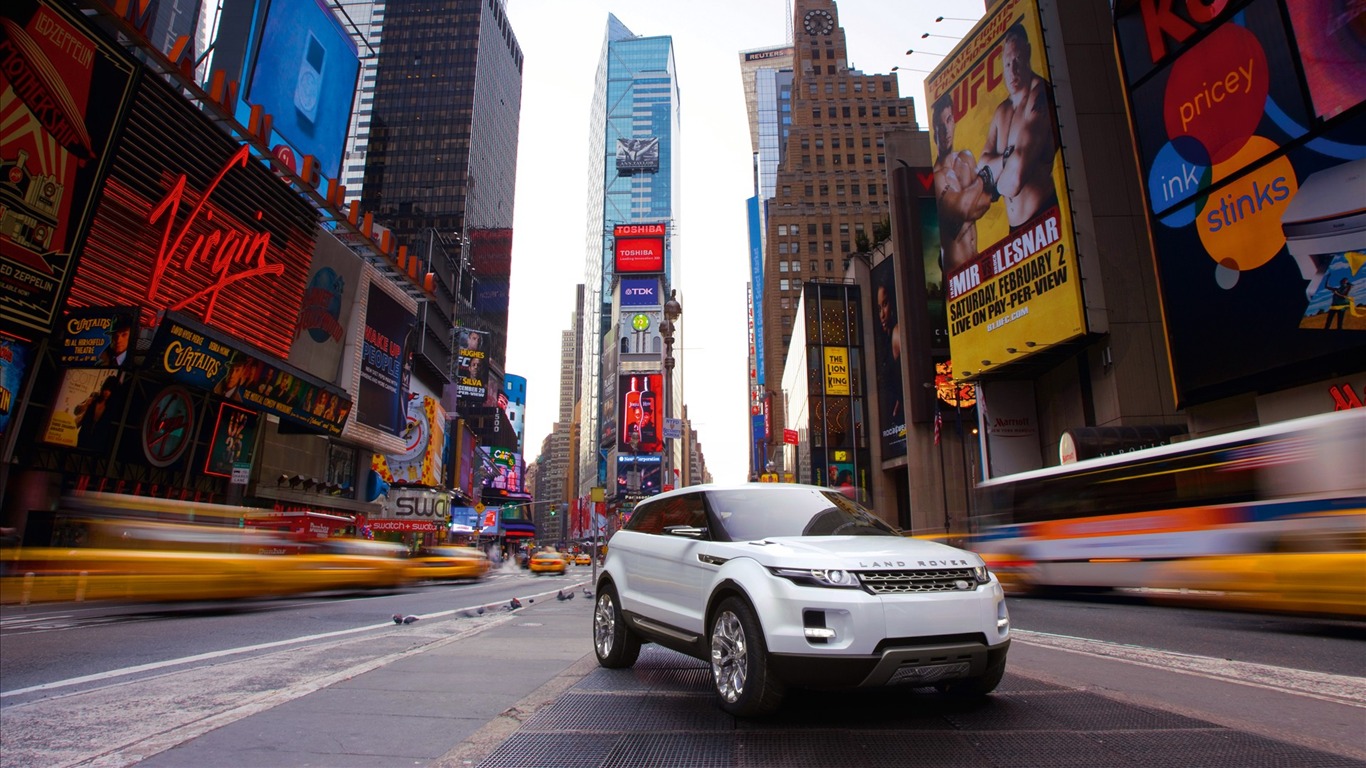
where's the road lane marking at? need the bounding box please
[1011,629,1366,707]
[0,582,586,699]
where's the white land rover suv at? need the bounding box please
[593,483,1010,716]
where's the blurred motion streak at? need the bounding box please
[969,409,1365,618]
[0,493,435,605]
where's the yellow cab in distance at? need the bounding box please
[405,546,492,581]
[574,553,592,566]
[528,550,567,575]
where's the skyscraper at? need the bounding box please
[739,43,794,474]
[755,0,917,470]
[361,0,523,393]
[577,15,681,500]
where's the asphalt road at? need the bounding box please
[2,578,1363,767]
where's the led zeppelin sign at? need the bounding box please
[0,0,138,336]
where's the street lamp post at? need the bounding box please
[660,290,682,486]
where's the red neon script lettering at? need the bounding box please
[146,145,282,323]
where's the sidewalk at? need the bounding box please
[133,583,599,768]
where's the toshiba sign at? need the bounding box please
[615,238,663,273]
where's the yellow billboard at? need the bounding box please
[823,347,851,395]
[924,0,1086,377]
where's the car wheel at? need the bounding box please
[936,653,1006,698]
[709,597,785,717]
[594,584,641,668]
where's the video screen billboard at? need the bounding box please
[618,373,663,453]
[356,282,414,435]
[455,327,488,400]
[613,223,666,273]
[1114,0,1366,404]
[924,0,1086,377]
[244,0,360,179]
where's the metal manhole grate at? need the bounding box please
[1096,730,1366,768]
[1039,693,1215,731]
[640,667,714,693]
[575,669,656,691]
[995,673,1070,693]
[522,692,655,731]
[601,733,736,768]
[633,645,708,669]
[643,693,736,731]
[942,695,1064,731]
[966,731,1142,767]
[476,733,620,768]
[736,688,959,731]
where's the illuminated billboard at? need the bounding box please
[1113,0,1366,404]
[618,373,663,453]
[243,0,360,180]
[67,73,320,360]
[616,453,661,500]
[615,137,660,173]
[620,276,660,307]
[373,394,446,486]
[0,0,138,337]
[924,0,1086,377]
[455,327,488,400]
[356,282,415,435]
[613,223,666,273]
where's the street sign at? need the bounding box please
[664,417,683,440]
[231,464,250,485]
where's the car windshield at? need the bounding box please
[707,487,900,541]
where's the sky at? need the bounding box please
[502,0,987,482]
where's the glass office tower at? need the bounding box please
[577,15,681,499]
[360,0,523,385]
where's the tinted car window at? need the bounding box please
[625,498,666,534]
[707,487,899,541]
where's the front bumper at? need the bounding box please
[750,573,1010,687]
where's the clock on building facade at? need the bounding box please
[803,8,834,36]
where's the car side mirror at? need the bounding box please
[664,525,707,539]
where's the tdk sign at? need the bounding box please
[621,277,660,307]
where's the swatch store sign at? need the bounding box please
[372,487,449,532]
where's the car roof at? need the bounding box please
[642,482,829,502]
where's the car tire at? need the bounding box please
[709,597,785,717]
[936,653,1006,698]
[594,584,641,669]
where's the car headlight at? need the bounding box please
[771,567,862,589]
[973,565,989,583]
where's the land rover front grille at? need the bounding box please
[856,568,980,594]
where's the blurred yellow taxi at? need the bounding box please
[574,553,592,566]
[1,547,274,603]
[1149,551,1366,618]
[528,551,567,575]
[405,546,492,581]
[270,539,413,593]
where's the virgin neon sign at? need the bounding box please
[145,145,283,323]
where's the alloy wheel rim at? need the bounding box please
[710,610,747,703]
[595,594,615,656]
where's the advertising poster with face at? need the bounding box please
[43,368,125,451]
[203,402,259,477]
[924,0,1085,377]
[455,327,488,400]
[870,258,906,457]
[1114,0,1366,404]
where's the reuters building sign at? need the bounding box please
[924,0,1085,378]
